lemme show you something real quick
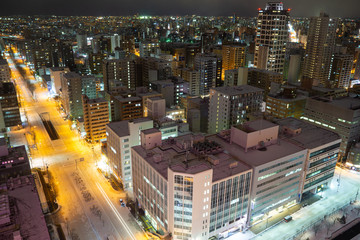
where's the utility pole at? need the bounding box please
[75,159,77,170]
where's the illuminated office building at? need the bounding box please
[254,2,289,74]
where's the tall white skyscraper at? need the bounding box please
[254,2,290,74]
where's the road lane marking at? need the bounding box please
[96,182,137,240]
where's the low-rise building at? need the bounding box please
[266,86,307,119]
[0,140,31,183]
[302,96,360,161]
[212,120,307,223]
[0,175,51,240]
[277,117,341,195]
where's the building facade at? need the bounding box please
[302,13,337,87]
[254,2,289,74]
[0,59,11,83]
[106,118,153,189]
[61,72,83,119]
[102,58,137,91]
[221,45,247,80]
[132,131,252,240]
[277,118,341,195]
[329,54,353,89]
[82,95,109,143]
[208,85,264,134]
[302,96,360,161]
[0,82,22,129]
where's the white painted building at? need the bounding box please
[106,118,153,189]
[132,131,252,240]
[49,67,70,95]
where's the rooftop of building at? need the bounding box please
[114,95,142,102]
[137,91,162,97]
[142,128,161,134]
[235,119,278,133]
[0,145,29,167]
[151,80,175,86]
[268,87,308,101]
[0,59,8,65]
[276,117,342,149]
[132,134,251,182]
[0,175,50,240]
[248,67,283,75]
[62,72,80,79]
[208,133,305,168]
[212,85,264,96]
[49,67,69,71]
[107,118,152,137]
[86,97,107,104]
[311,96,360,110]
[148,96,164,101]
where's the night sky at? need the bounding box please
[0,0,359,17]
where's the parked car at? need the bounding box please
[120,199,126,207]
[284,215,292,222]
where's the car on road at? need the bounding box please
[284,215,292,222]
[120,199,126,207]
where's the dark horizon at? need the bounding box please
[1,0,359,18]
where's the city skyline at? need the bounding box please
[1,0,360,17]
[1,1,360,240]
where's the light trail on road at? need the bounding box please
[96,182,137,240]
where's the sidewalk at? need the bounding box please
[250,194,321,234]
[33,170,50,213]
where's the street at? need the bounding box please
[6,50,147,240]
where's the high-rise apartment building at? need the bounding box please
[82,95,109,143]
[221,45,247,80]
[182,68,201,96]
[139,40,160,57]
[302,13,338,87]
[139,57,173,87]
[302,96,360,161]
[194,53,222,96]
[113,96,143,121]
[0,82,22,129]
[111,34,121,53]
[89,52,107,75]
[329,54,353,89]
[254,2,289,74]
[81,75,98,99]
[60,72,83,119]
[106,118,153,189]
[0,59,11,83]
[208,85,264,134]
[103,58,137,91]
